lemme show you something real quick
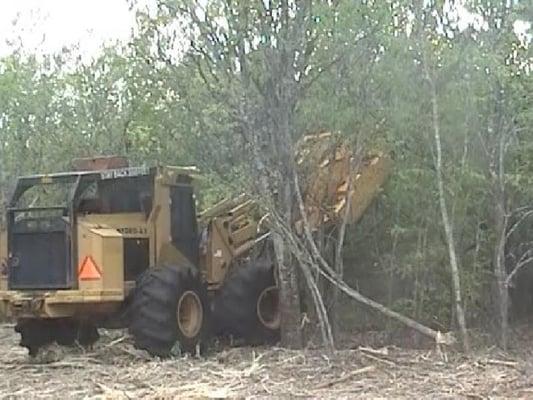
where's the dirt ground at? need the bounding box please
[1,324,533,399]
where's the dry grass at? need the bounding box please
[1,324,533,399]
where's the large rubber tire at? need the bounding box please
[15,318,99,356]
[15,319,55,356]
[128,264,208,357]
[54,320,99,347]
[213,261,280,344]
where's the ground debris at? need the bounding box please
[0,324,532,399]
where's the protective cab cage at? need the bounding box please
[5,166,190,290]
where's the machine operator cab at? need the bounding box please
[2,159,199,297]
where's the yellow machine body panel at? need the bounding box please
[76,219,124,292]
[199,196,262,288]
[0,218,126,318]
[0,165,197,319]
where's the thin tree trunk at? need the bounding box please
[493,195,509,349]
[273,230,303,349]
[331,229,343,342]
[286,172,455,346]
[331,154,359,342]
[272,132,303,348]
[491,85,510,350]
[300,256,334,350]
[274,98,303,349]
[492,161,508,350]
[425,66,470,353]
[247,111,302,349]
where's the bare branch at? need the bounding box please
[286,168,452,344]
[506,251,533,285]
[506,210,533,241]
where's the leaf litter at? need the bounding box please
[1,323,533,399]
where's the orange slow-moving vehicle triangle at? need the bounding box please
[78,256,102,280]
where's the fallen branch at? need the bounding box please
[361,352,396,367]
[315,365,376,389]
[104,336,128,348]
[482,359,517,368]
[271,209,456,347]
[358,346,389,357]
[287,172,457,347]
[359,347,395,366]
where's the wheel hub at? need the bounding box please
[177,291,203,338]
[257,286,280,330]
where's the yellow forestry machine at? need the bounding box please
[0,132,391,356]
